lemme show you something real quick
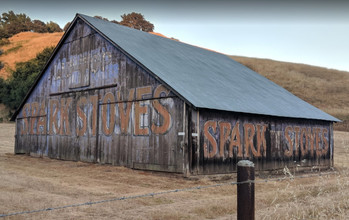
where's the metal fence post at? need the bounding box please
[237,160,255,220]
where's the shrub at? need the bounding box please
[0,46,54,110]
[0,38,10,46]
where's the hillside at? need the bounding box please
[231,56,349,131]
[0,32,63,78]
[0,32,347,131]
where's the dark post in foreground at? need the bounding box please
[237,160,255,220]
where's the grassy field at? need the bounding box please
[231,56,349,131]
[0,123,348,219]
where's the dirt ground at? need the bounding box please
[0,123,348,219]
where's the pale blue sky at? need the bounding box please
[2,0,349,71]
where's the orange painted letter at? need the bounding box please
[49,99,59,135]
[284,126,293,157]
[117,89,134,134]
[315,127,322,157]
[229,122,242,158]
[256,124,267,158]
[203,120,217,158]
[76,97,87,137]
[134,86,151,136]
[37,101,46,135]
[300,127,308,157]
[102,92,116,136]
[90,95,98,136]
[151,85,172,135]
[294,126,300,157]
[219,122,231,158]
[307,128,316,157]
[244,123,255,158]
[60,98,72,135]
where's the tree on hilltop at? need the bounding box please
[93,12,154,32]
[31,20,47,33]
[46,21,62,33]
[94,15,109,21]
[119,12,154,32]
[93,16,118,24]
[63,22,71,32]
[0,11,32,38]
[0,11,63,38]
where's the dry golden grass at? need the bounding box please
[0,32,63,79]
[0,123,349,219]
[149,32,169,38]
[231,56,349,132]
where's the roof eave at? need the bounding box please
[197,106,341,122]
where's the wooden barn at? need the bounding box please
[11,14,339,176]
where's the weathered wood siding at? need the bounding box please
[15,18,185,173]
[193,109,333,174]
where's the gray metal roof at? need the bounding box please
[79,14,338,122]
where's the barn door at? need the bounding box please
[47,92,98,162]
[74,92,99,162]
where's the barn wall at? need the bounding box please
[194,109,333,174]
[15,18,185,173]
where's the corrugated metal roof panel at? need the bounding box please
[79,14,339,122]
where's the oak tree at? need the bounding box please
[119,12,154,32]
